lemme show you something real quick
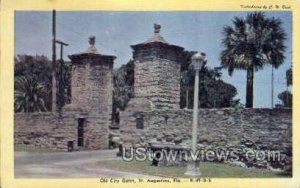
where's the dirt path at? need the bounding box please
[15,149,155,178]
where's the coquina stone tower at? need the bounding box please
[120,24,185,144]
[131,23,185,109]
[63,36,115,150]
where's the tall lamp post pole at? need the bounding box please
[185,52,206,177]
[52,9,57,113]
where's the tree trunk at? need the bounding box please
[246,65,254,108]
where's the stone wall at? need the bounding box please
[120,108,292,173]
[15,112,111,151]
[14,113,77,151]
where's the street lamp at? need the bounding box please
[185,52,206,176]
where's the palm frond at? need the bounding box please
[220,11,286,74]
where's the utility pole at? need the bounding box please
[52,10,57,113]
[271,66,274,109]
[56,40,69,60]
[55,40,69,111]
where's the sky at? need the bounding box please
[15,11,292,108]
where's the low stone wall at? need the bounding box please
[15,108,292,173]
[14,113,57,149]
[14,111,110,151]
[14,113,77,151]
[120,108,292,174]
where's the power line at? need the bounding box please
[33,12,85,38]
[31,11,118,55]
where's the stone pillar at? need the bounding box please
[120,24,185,145]
[63,36,115,150]
[131,23,185,109]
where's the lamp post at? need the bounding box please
[185,52,206,176]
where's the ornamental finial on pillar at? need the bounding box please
[86,35,98,54]
[89,35,96,46]
[154,23,161,34]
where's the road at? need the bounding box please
[15,149,154,178]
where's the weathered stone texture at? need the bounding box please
[70,57,113,115]
[120,108,292,172]
[119,98,152,143]
[14,113,111,151]
[132,35,184,110]
[84,115,110,149]
[14,37,115,151]
[64,42,115,150]
[14,113,77,151]
[134,58,181,109]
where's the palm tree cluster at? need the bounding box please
[221,12,286,108]
[14,76,48,112]
[14,55,71,112]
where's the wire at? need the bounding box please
[33,12,84,38]
[31,12,118,53]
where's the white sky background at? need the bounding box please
[15,11,292,108]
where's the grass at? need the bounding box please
[13,145,289,178]
[14,144,54,152]
[96,160,288,178]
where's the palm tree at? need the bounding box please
[14,76,48,112]
[220,12,286,108]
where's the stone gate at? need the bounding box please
[120,23,186,142]
[15,36,115,151]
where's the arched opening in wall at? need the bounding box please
[77,118,85,147]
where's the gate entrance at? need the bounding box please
[77,118,85,147]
